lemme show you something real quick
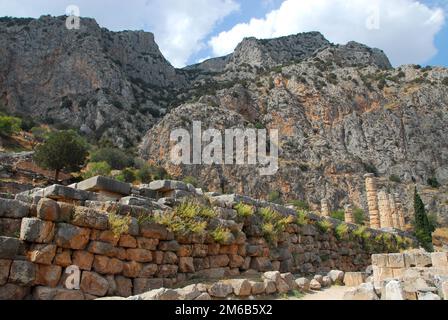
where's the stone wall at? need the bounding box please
[0,177,416,300]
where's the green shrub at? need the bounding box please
[442,77,448,86]
[183,176,198,187]
[335,223,349,240]
[352,226,371,240]
[295,210,310,226]
[427,177,440,188]
[0,115,22,137]
[234,203,255,218]
[316,220,332,233]
[82,161,112,179]
[268,191,282,204]
[363,163,378,176]
[90,147,134,170]
[330,210,345,221]
[289,200,310,211]
[121,168,137,183]
[353,208,366,225]
[389,175,401,183]
[211,226,233,244]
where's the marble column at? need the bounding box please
[378,190,393,228]
[321,199,330,217]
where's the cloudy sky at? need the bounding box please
[0,0,447,68]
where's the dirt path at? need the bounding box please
[300,286,351,300]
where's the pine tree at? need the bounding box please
[414,188,434,252]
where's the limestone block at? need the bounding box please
[344,272,367,287]
[33,286,84,300]
[431,252,448,268]
[20,218,55,244]
[42,185,98,202]
[80,271,109,297]
[388,253,405,268]
[208,282,233,298]
[0,259,12,285]
[76,176,131,196]
[35,265,62,287]
[0,236,22,259]
[383,280,405,300]
[0,198,30,218]
[37,198,60,222]
[9,260,36,286]
[344,283,379,300]
[55,224,90,250]
[0,283,30,300]
[71,207,108,230]
[28,244,57,265]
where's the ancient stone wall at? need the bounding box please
[0,178,416,300]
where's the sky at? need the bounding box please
[0,0,447,68]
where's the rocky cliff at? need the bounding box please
[1,16,447,224]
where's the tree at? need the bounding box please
[414,188,434,252]
[90,147,134,170]
[34,130,88,181]
[0,115,22,137]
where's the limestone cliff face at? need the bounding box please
[0,16,447,224]
[0,16,184,147]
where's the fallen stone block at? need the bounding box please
[344,272,367,287]
[133,278,164,295]
[310,279,322,291]
[20,218,55,244]
[42,185,98,202]
[0,198,30,218]
[383,280,405,300]
[176,284,202,300]
[148,180,188,192]
[328,270,345,284]
[295,278,310,292]
[76,176,131,197]
[226,279,252,297]
[139,288,180,300]
[208,282,233,298]
[344,283,379,300]
[418,292,441,300]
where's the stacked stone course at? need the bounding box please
[0,176,415,300]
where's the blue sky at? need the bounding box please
[0,0,446,68]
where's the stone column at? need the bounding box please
[321,199,330,217]
[378,190,393,228]
[365,174,380,229]
[395,193,406,230]
[344,204,355,224]
[388,193,400,229]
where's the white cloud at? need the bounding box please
[209,0,445,66]
[0,0,240,67]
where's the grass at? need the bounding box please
[335,223,349,240]
[295,210,310,226]
[151,199,217,236]
[352,226,371,240]
[108,213,132,238]
[211,226,233,244]
[258,207,295,244]
[234,203,255,218]
[316,220,332,233]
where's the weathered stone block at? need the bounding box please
[163,252,178,264]
[28,244,57,265]
[123,261,143,278]
[250,281,265,295]
[158,240,180,252]
[55,223,90,250]
[148,180,188,192]
[431,252,448,268]
[119,235,137,248]
[0,236,22,259]
[139,264,158,277]
[250,257,273,272]
[0,218,22,237]
[115,276,132,297]
[0,198,29,218]
[72,207,108,230]
[0,283,30,300]
[20,218,55,243]
[384,280,405,300]
[179,257,195,273]
[54,249,72,267]
[58,202,74,222]
[344,272,366,287]
[209,255,230,268]
[37,198,60,222]
[177,245,193,257]
[93,256,124,275]
[72,251,94,271]
[9,260,36,286]
[0,259,11,285]
[42,185,97,201]
[157,264,178,277]
[344,283,379,300]
[87,241,116,257]
[195,268,227,279]
[35,265,62,287]
[388,253,405,268]
[80,271,109,297]
[414,252,432,267]
[33,286,84,300]
[208,282,233,298]
[140,222,170,240]
[76,176,131,196]
[126,249,153,263]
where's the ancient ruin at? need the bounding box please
[0,176,416,300]
[364,174,381,230]
[320,199,330,217]
[344,205,355,224]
